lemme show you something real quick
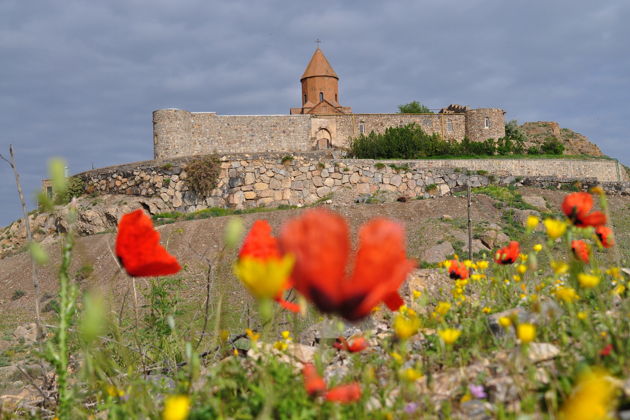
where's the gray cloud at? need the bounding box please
[1,0,629,225]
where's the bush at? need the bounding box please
[540,136,565,155]
[54,176,86,205]
[527,146,542,155]
[398,101,433,114]
[184,155,221,197]
[11,289,25,301]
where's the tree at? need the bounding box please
[397,101,432,114]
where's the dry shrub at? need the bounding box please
[184,155,221,197]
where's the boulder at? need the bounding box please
[421,242,455,264]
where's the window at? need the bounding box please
[335,94,338,102]
[319,92,324,102]
[304,94,307,103]
[46,186,53,198]
[484,117,490,128]
[359,123,365,134]
[447,121,453,133]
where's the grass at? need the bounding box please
[152,205,298,225]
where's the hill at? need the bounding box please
[520,121,604,156]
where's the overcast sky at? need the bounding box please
[1,0,629,226]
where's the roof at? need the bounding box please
[301,48,338,80]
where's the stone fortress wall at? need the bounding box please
[153,108,505,160]
[77,153,629,214]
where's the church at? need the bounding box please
[152,48,505,159]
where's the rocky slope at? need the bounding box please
[520,121,604,156]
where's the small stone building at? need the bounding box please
[153,48,505,159]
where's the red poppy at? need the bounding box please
[494,241,520,265]
[302,363,326,396]
[279,209,416,321]
[333,336,368,353]
[237,220,299,312]
[595,226,614,248]
[599,343,613,357]
[115,209,181,277]
[324,383,362,403]
[571,240,590,263]
[561,192,606,227]
[448,260,469,280]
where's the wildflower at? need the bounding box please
[325,383,362,403]
[578,273,600,289]
[612,284,626,296]
[533,243,543,252]
[544,218,567,240]
[281,330,292,341]
[393,312,421,339]
[606,267,621,278]
[517,323,536,344]
[513,275,521,282]
[561,192,607,227]
[482,307,492,314]
[577,311,588,320]
[595,226,614,248]
[245,328,260,342]
[115,209,182,277]
[554,286,579,303]
[333,336,368,353]
[571,240,590,263]
[476,260,489,270]
[273,341,288,351]
[404,402,419,414]
[412,289,422,299]
[162,395,190,420]
[469,384,487,399]
[448,259,469,280]
[559,368,618,420]
[438,328,461,345]
[526,215,540,230]
[471,273,484,281]
[390,352,403,364]
[234,220,297,309]
[106,385,125,398]
[498,317,512,328]
[551,260,569,275]
[219,329,230,343]
[599,343,613,357]
[302,363,326,396]
[279,209,415,321]
[590,185,605,195]
[435,301,451,316]
[494,241,520,265]
[517,264,527,274]
[401,368,423,382]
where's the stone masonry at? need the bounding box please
[77,154,629,213]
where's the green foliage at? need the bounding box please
[374,162,386,170]
[541,136,565,155]
[54,176,86,205]
[142,277,183,350]
[11,289,25,301]
[280,155,294,164]
[473,185,537,210]
[184,155,221,197]
[397,100,433,114]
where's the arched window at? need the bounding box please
[319,92,324,102]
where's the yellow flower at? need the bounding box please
[245,328,260,342]
[233,255,294,300]
[559,368,618,420]
[412,289,422,299]
[463,259,473,268]
[551,260,569,275]
[533,243,543,252]
[517,323,536,344]
[519,253,528,262]
[577,311,588,320]
[600,331,608,338]
[578,273,600,289]
[498,317,512,328]
[606,267,621,278]
[589,185,605,196]
[526,215,540,230]
[544,219,567,240]
[517,264,527,274]
[555,286,580,303]
[612,285,625,296]
[400,368,423,382]
[435,301,451,316]
[460,393,472,403]
[273,341,288,351]
[233,348,239,356]
[482,307,492,314]
[106,385,125,398]
[438,328,461,345]
[162,395,191,420]
[471,273,484,281]
[476,260,489,270]
[281,330,292,340]
[393,312,421,339]
[390,352,403,364]
[513,275,521,282]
